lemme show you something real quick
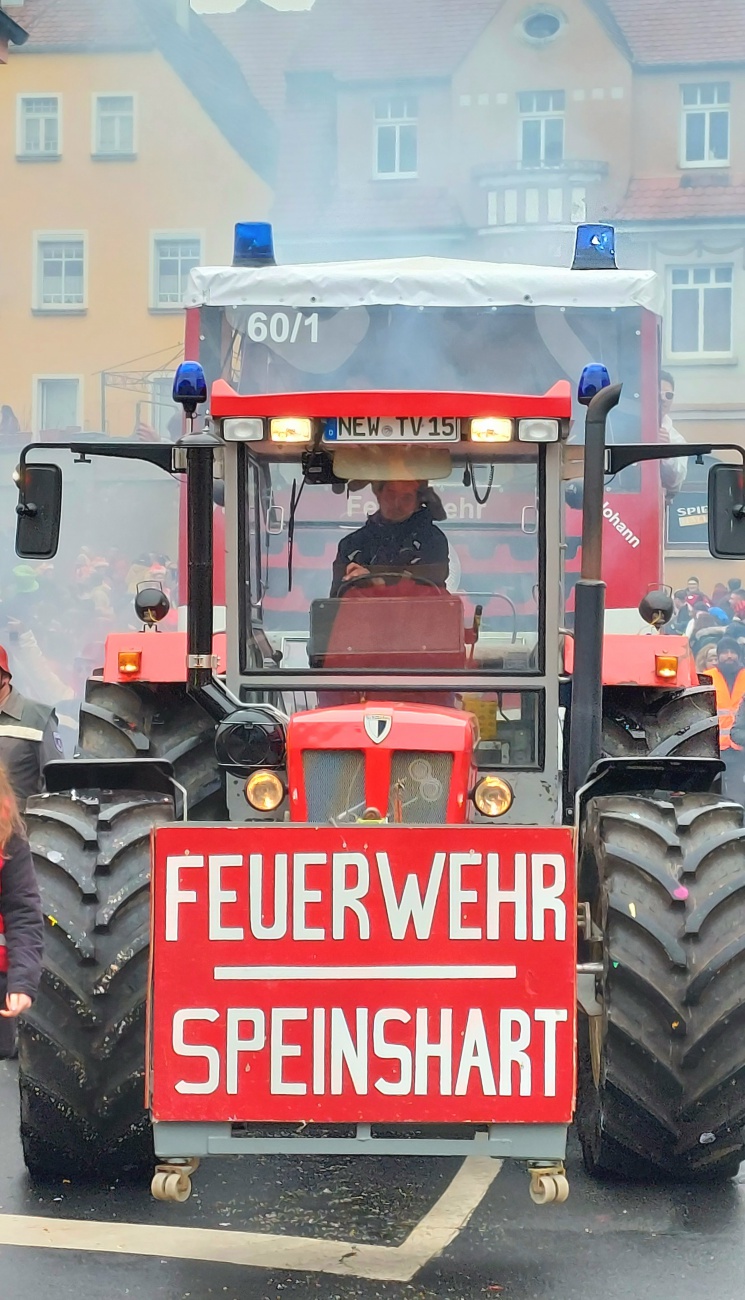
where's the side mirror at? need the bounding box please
[15,463,62,559]
[708,464,745,558]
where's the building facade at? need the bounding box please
[0,0,273,438]
[212,0,745,587]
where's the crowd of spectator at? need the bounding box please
[0,548,178,754]
[663,574,745,663]
[665,574,745,799]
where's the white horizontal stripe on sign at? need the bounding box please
[214,965,517,981]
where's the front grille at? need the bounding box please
[303,750,365,823]
[390,752,452,824]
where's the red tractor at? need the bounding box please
[14,222,745,1198]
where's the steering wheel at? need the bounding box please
[338,568,442,595]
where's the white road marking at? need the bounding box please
[0,1156,501,1282]
[214,965,518,980]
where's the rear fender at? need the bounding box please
[577,755,724,827]
[564,633,695,688]
[44,757,177,804]
[102,632,227,684]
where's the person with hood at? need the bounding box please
[710,638,745,799]
[0,765,44,1059]
[331,480,449,597]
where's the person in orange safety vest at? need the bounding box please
[710,638,745,801]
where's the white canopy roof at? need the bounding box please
[186,256,663,315]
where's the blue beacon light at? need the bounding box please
[578,364,611,407]
[172,361,208,416]
[572,223,617,271]
[233,221,276,268]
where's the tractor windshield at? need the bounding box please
[241,447,542,677]
[215,301,645,434]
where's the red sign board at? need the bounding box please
[149,825,577,1126]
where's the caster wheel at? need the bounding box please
[530,1174,557,1205]
[554,1174,569,1203]
[151,1170,192,1203]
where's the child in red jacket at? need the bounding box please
[0,766,44,1058]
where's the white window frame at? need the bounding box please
[92,92,137,157]
[33,231,88,312]
[16,94,62,159]
[680,83,730,169]
[518,90,565,168]
[150,232,204,312]
[32,375,83,437]
[667,264,734,360]
[373,96,418,180]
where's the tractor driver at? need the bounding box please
[330,480,450,597]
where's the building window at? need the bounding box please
[681,83,729,167]
[519,90,565,166]
[153,237,202,309]
[94,94,135,156]
[521,9,564,43]
[36,378,81,434]
[18,95,60,158]
[669,266,733,356]
[374,97,418,178]
[36,237,86,310]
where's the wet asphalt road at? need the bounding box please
[2,1060,745,1300]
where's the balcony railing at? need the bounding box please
[474,160,609,230]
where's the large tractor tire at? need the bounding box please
[18,791,174,1179]
[78,679,225,818]
[576,793,745,1182]
[602,685,719,760]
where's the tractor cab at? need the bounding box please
[206,369,567,823]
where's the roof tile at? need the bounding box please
[601,0,745,67]
[10,0,152,50]
[205,1,311,117]
[287,0,505,80]
[616,175,745,221]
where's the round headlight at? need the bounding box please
[473,775,514,817]
[245,770,285,812]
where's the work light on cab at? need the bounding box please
[222,418,264,442]
[270,418,313,443]
[519,419,559,443]
[172,361,207,416]
[473,774,514,816]
[233,221,276,268]
[117,649,142,678]
[655,655,678,680]
[245,769,284,811]
[572,223,617,271]
[469,417,513,442]
[577,363,611,407]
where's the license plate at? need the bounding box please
[322,416,460,442]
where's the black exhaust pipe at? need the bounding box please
[567,383,622,799]
[181,427,233,721]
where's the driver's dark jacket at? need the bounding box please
[331,507,449,597]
